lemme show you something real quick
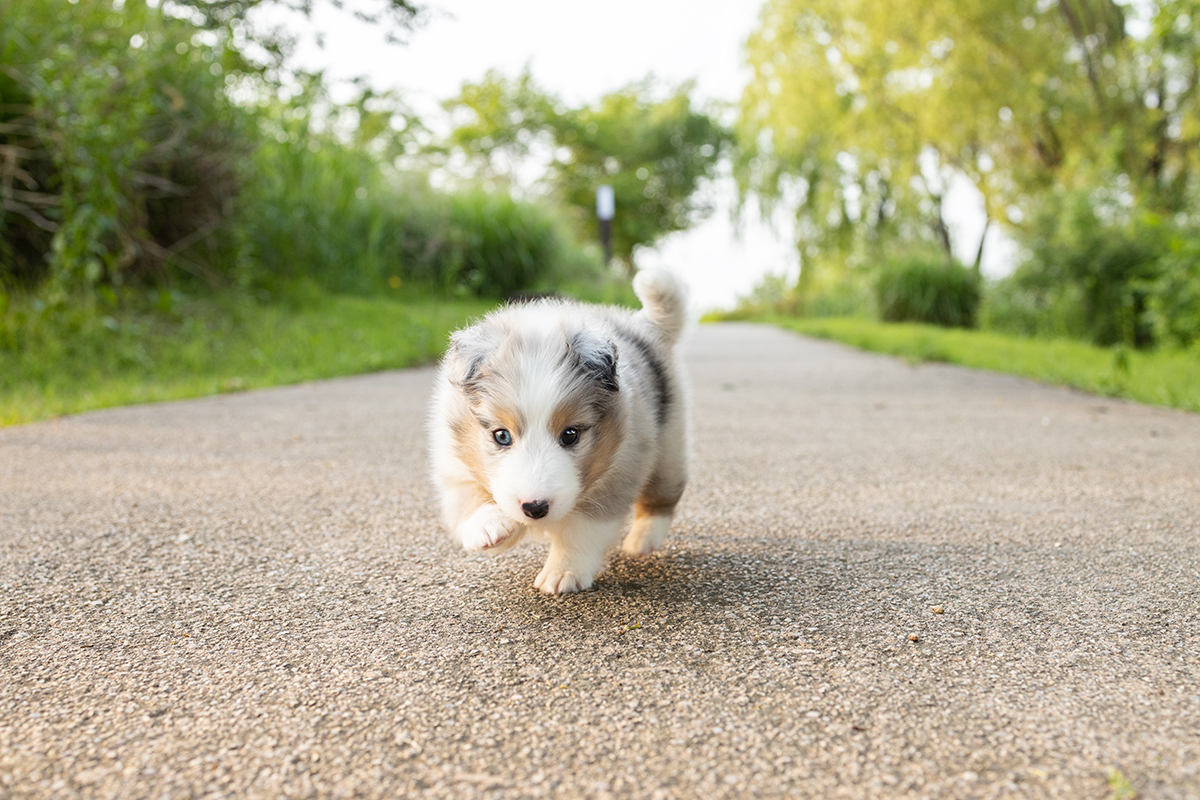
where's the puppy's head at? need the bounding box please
[445,315,622,525]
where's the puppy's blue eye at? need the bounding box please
[492,429,513,447]
[559,427,579,447]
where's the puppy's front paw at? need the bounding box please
[458,505,523,552]
[534,564,593,595]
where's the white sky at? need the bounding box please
[267,0,1014,311]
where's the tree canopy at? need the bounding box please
[441,71,729,272]
[739,0,1200,287]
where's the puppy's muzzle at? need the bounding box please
[521,500,550,520]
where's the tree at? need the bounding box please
[738,0,1200,290]
[441,71,729,272]
[441,70,555,191]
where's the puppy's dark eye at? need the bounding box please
[492,429,513,447]
[559,427,579,447]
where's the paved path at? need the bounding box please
[2,323,1199,799]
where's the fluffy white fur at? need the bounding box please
[428,269,690,594]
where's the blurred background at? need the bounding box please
[2,0,1198,422]
[259,0,1021,311]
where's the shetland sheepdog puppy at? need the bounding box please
[428,270,690,594]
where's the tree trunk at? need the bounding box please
[973,214,989,276]
[931,194,954,262]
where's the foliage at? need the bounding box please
[733,314,1200,413]
[0,0,252,294]
[441,70,729,271]
[739,0,1200,291]
[995,192,1168,346]
[981,274,1089,341]
[874,255,980,328]
[1147,234,1200,348]
[244,105,602,297]
[441,69,554,187]
[1,0,604,308]
[0,0,646,426]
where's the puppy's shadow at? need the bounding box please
[492,539,864,632]
[597,549,777,606]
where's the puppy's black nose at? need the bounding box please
[521,500,549,519]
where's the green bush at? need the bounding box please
[445,189,569,297]
[0,0,252,293]
[874,255,980,328]
[982,276,1089,340]
[1146,234,1200,349]
[244,119,601,297]
[1013,192,1166,347]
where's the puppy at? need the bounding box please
[428,269,690,594]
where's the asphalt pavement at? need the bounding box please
[2,322,1198,799]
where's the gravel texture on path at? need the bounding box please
[2,322,1198,800]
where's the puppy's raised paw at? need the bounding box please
[458,504,523,552]
[534,564,592,595]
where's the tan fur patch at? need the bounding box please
[449,409,489,493]
[549,393,598,436]
[581,408,625,496]
[487,405,522,439]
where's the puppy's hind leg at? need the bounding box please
[625,392,689,555]
[535,517,623,595]
[623,469,686,555]
[622,502,677,556]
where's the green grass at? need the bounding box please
[0,286,495,426]
[714,314,1200,413]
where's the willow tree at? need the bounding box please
[739,0,1200,288]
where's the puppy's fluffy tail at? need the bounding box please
[633,268,688,346]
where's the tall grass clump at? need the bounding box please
[0,0,252,296]
[874,255,980,328]
[242,86,445,294]
[245,110,603,297]
[445,189,571,297]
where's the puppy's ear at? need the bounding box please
[446,324,499,396]
[570,332,619,393]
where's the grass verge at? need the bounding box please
[1,287,495,426]
[719,314,1200,414]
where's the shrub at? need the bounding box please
[1013,191,1166,347]
[0,0,252,293]
[244,125,599,297]
[1146,234,1200,348]
[874,255,980,328]
[981,277,1089,340]
[444,189,569,297]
